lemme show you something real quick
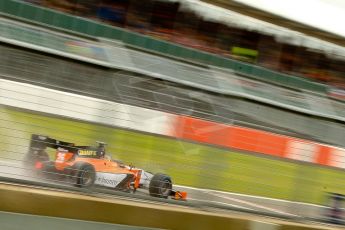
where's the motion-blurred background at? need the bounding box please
[1,0,345,229]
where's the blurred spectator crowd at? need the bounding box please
[24,0,345,89]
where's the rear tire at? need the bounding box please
[149,173,172,198]
[39,161,58,180]
[73,162,96,188]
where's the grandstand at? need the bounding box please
[12,0,345,97]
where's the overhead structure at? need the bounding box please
[200,0,345,49]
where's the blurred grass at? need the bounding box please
[0,106,344,205]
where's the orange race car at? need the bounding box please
[24,134,187,200]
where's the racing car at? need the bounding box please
[24,134,187,200]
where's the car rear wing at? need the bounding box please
[29,134,104,157]
[29,134,76,152]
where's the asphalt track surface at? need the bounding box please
[0,211,162,230]
[0,159,328,222]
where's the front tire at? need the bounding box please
[149,173,172,198]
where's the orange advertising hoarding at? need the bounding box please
[172,115,341,169]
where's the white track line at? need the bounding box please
[176,185,325,209]
[187,197,255,211]
[207,191,298,217]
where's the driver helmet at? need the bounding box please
[96,141,107,158]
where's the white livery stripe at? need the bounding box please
[95,172,127,188]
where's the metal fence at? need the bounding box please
[0,11,345,228]
[0,44,345,226]
[1,44,345,147]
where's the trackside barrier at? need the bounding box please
[0,183,248,230]
[172,116,345,169]
[1,78,345,171]
[0,183,337,230]
[0,0,328,94]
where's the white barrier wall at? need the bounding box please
[0,79,175,136]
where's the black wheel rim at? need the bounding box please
[160,180,171,196]
[81,169,93,186]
